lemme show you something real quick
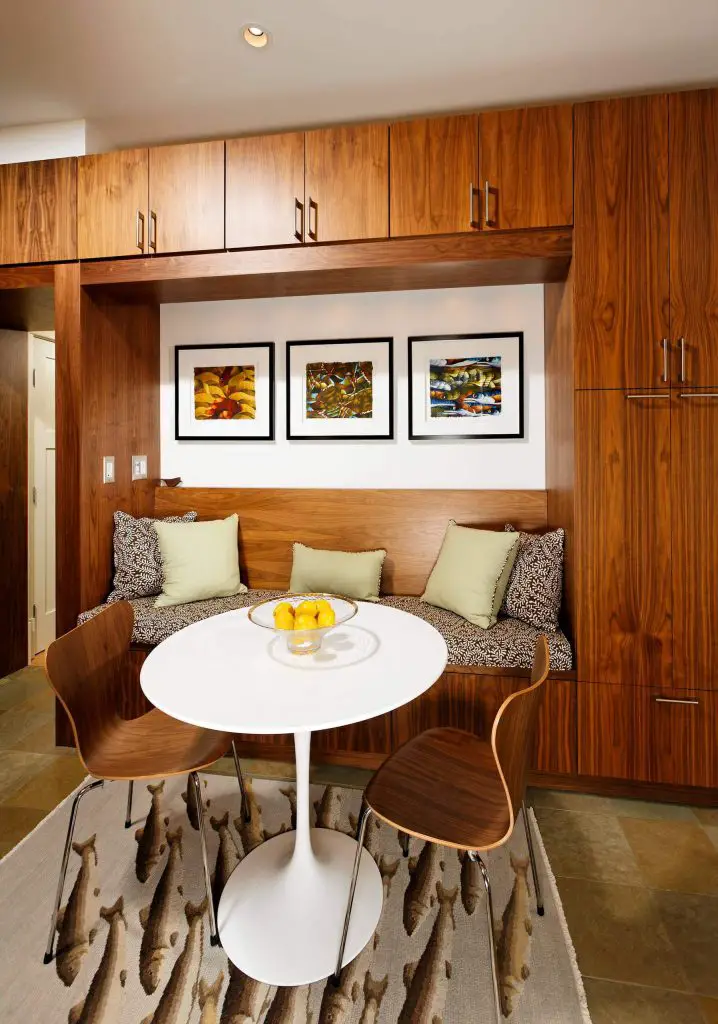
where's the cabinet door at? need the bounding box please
[578,682,651,781]
[77,149,149,259]
[226,132,304,249]
[148,140,225,254]
[671,390,718,690]
[650,690,718,788]
[389,115,478,237]
[575,391,673,688]
[0,157,76,264]
[478,104,573,230]
[670,89,718,387]
[574,97,670,388]
[305,124,388,242]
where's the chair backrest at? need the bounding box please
[491,636,550,825]
[45,602,134,771]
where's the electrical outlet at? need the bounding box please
[103,456,115,484]
[132,454,148,481]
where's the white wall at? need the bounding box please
[160,285,545,489]
[0,120,86,164]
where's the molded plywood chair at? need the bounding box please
[334,636,550,1021]
[42,601,249,960]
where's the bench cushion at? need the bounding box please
[79,590,572,671]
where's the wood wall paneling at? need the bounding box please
[154,487,548,596]
[479,104,574,230]
[0,158,77,265]
[148,141,225,254]
[670,390,718,690]
[305,124,389,242]
[575,391,673,687]
[669,89,718,388]
[78,149,149,259]
[574,96,670,388]
[0,330,29,675]
[389,115,479,237]
[226,132,305,249]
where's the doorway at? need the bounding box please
[28,333,56,659]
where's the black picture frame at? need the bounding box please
[174,342,275,441]
[286,337,394,441]
[408,331,524,441]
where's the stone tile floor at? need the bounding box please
[2,664,717,1022]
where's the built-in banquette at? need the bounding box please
[1,86,717,804]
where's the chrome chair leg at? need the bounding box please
[472,851,502,1023]
[332,802,372,984]
[44,778,105,964]
[522,799,544,916]
[191,771,220,946]
[124,780,134,828]
[231,740,250,823]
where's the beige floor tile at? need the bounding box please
[606,797,697,822]
[527,787,614,814]
[0,840,18,858]
[704,827,718,851]
[0,805,48,845]
[0,705,55,748]
[556,878,689,990]
[620,818,718,895]
[9,718,61,754]
[0,751,52,801]
[2,754,88,811]
[0,668,47,710]
[534,806,644,885]
[654,892,718,998]
[692,807,718,828]
[584,977,706,1024]
[699,996,718,1023]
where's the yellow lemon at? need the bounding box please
[273,601,295,620]
[274,611,295,631]
[317,608,336,628]
[296,600,318,617]
[315,599,332,614]
[294,614,319,631]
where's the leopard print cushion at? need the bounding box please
[107,510,198,602]
[500,525,564,633]
[78,590,572,670]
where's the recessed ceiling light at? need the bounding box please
[242,24,270,47]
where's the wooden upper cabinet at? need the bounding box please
[574,96,670,389]
[0,157,76,265]
[670,390,718,690]
[389,115,478,237]
[78,149,149,259]
[148,140,225,254]
[575,390,673,689]
[478,104,573,231]
[670,89,718,388]
[226,132,305,249]
[304,124,388,243]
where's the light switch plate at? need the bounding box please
[132,454,148,481]
[103,456,115,484]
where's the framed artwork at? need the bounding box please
[286,337,394,440]
[408,332,524,440]
[174,342,275,441]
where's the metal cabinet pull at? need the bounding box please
[678,336,686,383]
[653,696,700,706]
[469,182,479,230]
[136,210,145,252]
[149,211,157,252]
[625,393,670,399]
[661,337,670,383]
[484,180,498,228]
[307,197,318,241]
[679,392,718,399]
[294,198,304,242]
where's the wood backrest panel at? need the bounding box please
[154,487,548,596]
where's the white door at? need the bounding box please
[29,334,56,656]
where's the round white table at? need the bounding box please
[140,602,447,986]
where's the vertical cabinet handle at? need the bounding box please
[469,183,479,230]
[294,198,304,242]
[661,337,670,383]
[678,336,686,383]
[149,211,157,253]
[136,210,145,252]
[484,180,498,228]
[307,197,318,241]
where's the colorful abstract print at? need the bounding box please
[305,360,373,419]
[193,366,256,420]
[429,357,502,418]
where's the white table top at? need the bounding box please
[140,603,448,735]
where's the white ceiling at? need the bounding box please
[1,0,717,151]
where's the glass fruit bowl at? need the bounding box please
[248,593,358,655]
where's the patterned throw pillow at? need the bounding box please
[107,510,198,601]
[500,525,565,632]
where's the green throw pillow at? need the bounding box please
[289,542,386,602]
[153,514,247,607]
[421,520,519,629]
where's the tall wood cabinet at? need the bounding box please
[78,149,149,258]
[0,157,77,264]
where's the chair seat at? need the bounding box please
[84,709,232,781]
[366,727,512,851]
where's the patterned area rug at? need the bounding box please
[0,773,590,1023]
